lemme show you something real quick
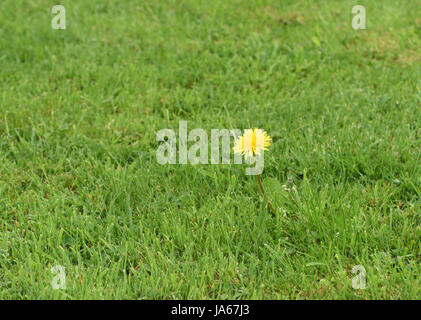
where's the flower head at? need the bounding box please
[233,128,271,158]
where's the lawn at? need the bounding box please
[0,0,420,299]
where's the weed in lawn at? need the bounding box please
[0,0,419,299]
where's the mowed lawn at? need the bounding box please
[0,0,420,299]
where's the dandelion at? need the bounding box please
[233,128,275,214]
[233,128,272,158]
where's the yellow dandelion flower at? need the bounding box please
[233,128,272,158]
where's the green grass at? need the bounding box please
[0,0,420,299]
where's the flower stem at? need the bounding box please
[256,174,276,215]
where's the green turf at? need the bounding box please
[0,0,420,299]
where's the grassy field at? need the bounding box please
[0,0,420,299]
